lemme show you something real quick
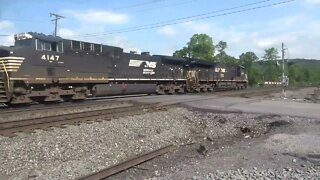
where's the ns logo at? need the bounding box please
[129,59,157,69]
[144,61,157,68]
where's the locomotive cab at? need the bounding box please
[14,32,64,52]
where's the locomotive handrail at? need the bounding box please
[0,60,10,91]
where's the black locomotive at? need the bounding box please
[0,32,247,105]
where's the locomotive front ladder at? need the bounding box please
[0,61,9,102]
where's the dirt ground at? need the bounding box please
[111,109,320,179]
[258,87,320,103]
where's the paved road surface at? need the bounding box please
[183,97,320,119]
[120,94,320,118]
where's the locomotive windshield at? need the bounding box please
[14,32,64,52]
[14,33,33,47]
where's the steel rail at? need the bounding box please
[0,94,150,114]
[78,145,176,180]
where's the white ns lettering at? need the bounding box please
[41,54,60,61]
[144,61,157,68]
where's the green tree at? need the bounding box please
[288,64,303,85]
[263,61,281,81]
[239,52,259,86]
[215,41,230,63]
[216,41,227,54]
[247,66,262,86]
[216,53,238,64]
[262,47,280,61]
[173,47,190,58]
[173,34,215,61]
[239,52,259,69]
[262,47,281,81]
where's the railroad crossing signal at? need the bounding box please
[279,76,289,87]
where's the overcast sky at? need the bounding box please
[1,0,320,59]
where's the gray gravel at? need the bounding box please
[191,166,320,180]
[0,107,318,179]
[0,108,193,179]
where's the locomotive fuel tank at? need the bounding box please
[92,83,157,96]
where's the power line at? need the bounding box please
[143,0,274,28]
[70,0,274,37]
[68,0,294,38]
[0,18,47,24]
[124,0,196,14]
[69,0,277,37]
[0,0,173,24]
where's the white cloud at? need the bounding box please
[62,10,129,24]
[108,35,141,53]
[157,26,177,36]
[58,28,141,53]
[0,36,15,46]
[305,0,320,5]
[255,37,279,49]
[268,14,307,28]
[156,15,320,59]
[0,20,15,46]
[59,28,77,37]
[0,21,14,31]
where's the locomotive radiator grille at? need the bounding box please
[0,57,25,72]
[0,57,25,102]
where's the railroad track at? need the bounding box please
[132,87,287,106]
[0,103,170,137]
[0,86,291,115]
[0,101,135,124]
[0,86,302,137]
[78,145,176,180]
[0,94,150,115]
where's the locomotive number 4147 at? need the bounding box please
[41,54,60,61]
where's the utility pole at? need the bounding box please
[281,43,288,99]
[50,13,64,36]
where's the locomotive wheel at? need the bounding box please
[156,85,165,95]
[194,88,201,93]
[201,86,208,92]
[44,93,63,102]
[177,87,185,94]
[10,95,32,105]
[72,92,87,100]
[166,87,175,94]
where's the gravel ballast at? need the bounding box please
[0,107,319,179]
[191,166,320,180]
